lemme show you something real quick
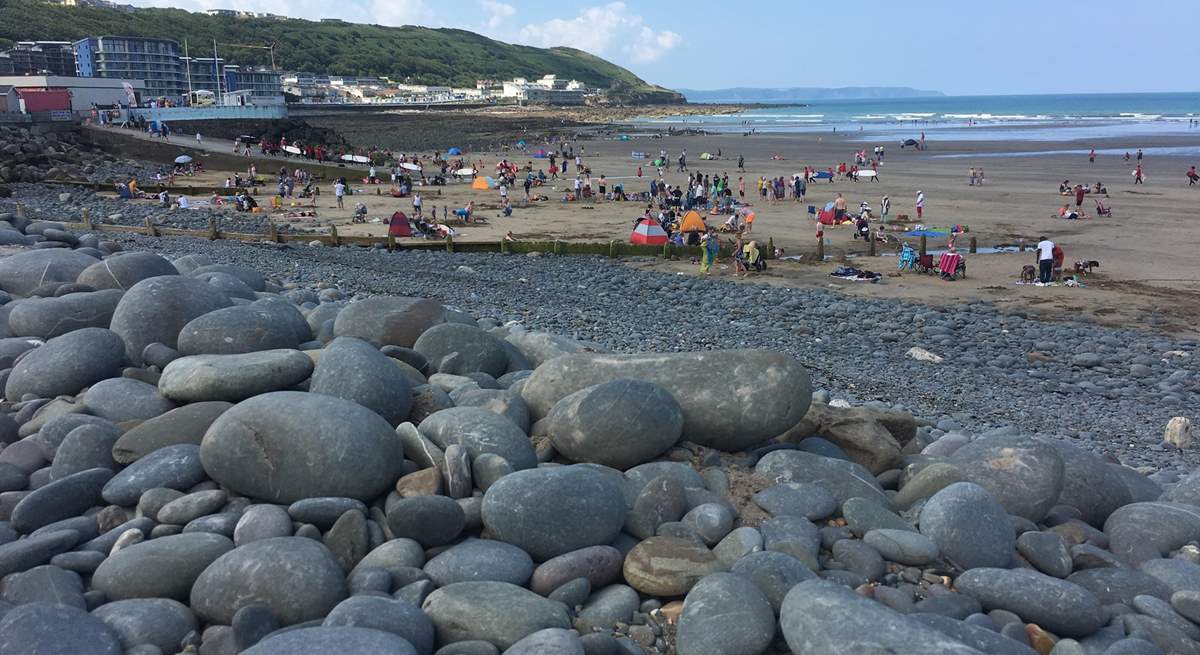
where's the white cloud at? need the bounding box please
[517,2,680,63]
[479,0,516,30]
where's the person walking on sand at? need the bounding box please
[1137,148,1144,162]
[915,190,925,219]
[1089,148,1096,164]
[969,167,976,186]
[881,194,891,222]
[195,131,202,144]
[334,179,346,210]
[737,155,744,172]
[1037,235,1055,284]
[1134,165,1145,185]
[699,228,720,275]
[738,176,746,199]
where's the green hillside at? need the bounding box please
[0,0,683,104]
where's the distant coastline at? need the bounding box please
[678,86,945,104]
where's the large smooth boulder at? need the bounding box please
[333,297,446,348]
[504,331,605,368]
[245,626,416,655]
[323,597,432,655]
[101,444,206,505]
[82,377,176,423]
[7,289,123,339]
[4,327,125,401]
[919,482,1014,570]
[191,537,348,625]
[1047,439,1134,527]
[780,403,903,474]
[76,253,179,290]
[418,407,536,471]
[0,602,122,655]
[955,567,1105,637]
[91,533,233,601]
[950,435,1065,522]
[177,304,303,355]
[309,337,413,425]
[676,573,775,655]
[0,249,98,296]
[158,350,314,403]
[111,401,232,464]
[200,391,403,503]
[109,276,232,365]
[423,538,533,587]
[755,449,890,506]
[413,323,508,377]
[780,579,981,654]
[10,467,112,533]
[1106,502,1200,566]
[421,581,570,650]
[91,598,197,653]
[542,379,683,470]
[482,466,626,561]
[522,350,810,451]
[189,264,266,291]
[622,536,726,596]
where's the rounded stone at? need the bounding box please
[862,529,940,566]
[522,350,811,451]
[575,584,639,632]
[190,537,348,625]
[111,402,232,464]
[482,465,626,561]
[51,423,121,479]
[7,289,124,339]
[0,249,99,297]
[955,567,1105,638]
[10,467,112,534]
[418,407,536,471]
[4,328,125,401]
[530,545,624,596]
[0,601,121,655]
[82,378,176,423]
[754,450,890,506]
[420,581,570,650]
[919,482,1015,570]
[200,391,403,503]
[413,323,508,377]
[309,337,413,425]
[950,435,1065,522]
[386,496,465,548]
[109,276,233,365]
[101,444,206,506]
[676,573,775,655]
[91,598,197,653]
[244,626,417,655]
[189,264,266,292]
[77,253,179,290]
[333,297,446,348]
[730,550,817,613]
[423,538,534,587]
[543,379,683,470]
[453,390,529,434]
[234,504,294,545]
[622,536,725,596]
[91,533,234,601]
[504,628,583,655]
[323,596,433,655]
[177,304,304,355]
[1047,440,1134,528]
[1016,531,1073,578]
[159,350,314,403]
[752,482,838,521]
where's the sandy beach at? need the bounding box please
[95,117,1200,336]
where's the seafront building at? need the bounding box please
[73,36,184,97]
[0,41,76,77]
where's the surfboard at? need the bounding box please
[400,163,421,171]
[283,145,301,155]
[855,170,878,178]
[454,168,476,176]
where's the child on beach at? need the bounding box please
[915,191,925,219]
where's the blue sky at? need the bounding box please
[126,0,1195,95]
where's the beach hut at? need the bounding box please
[388,212,413,237]
[679,210,707,233]
[630,218,669,246]
[471,177,493,191]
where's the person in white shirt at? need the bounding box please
[412,193,422,218]
[1036,236,1055,284]
[334,180,346,209]
[499,183,508,202]
[176,195,189,209]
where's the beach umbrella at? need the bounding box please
[824,201,836,211]
[630,218,669,246]
[174,155,192,164]
[400,163,421,172]
[447,147,462,156]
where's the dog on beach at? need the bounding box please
[1020,265,1037,283]
[1074,260,1100,275]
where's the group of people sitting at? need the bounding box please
[1058,180,1108,195]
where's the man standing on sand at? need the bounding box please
[969,167,976,186]
[738,176,746,199]
[334,179,346,210]
[412,192,422,218]
[737,155,744,172]
[1037,236,1055,284]
[1075,184,1085,208]
[915,190,925,219]
[1089,149,1096,164]
[881,194,891,222]
[834,193,847,222]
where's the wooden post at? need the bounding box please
[14,204,24,219]
[143,217,156,236]
[662,242,670,258]
[609,240,617,258]
[1019,239,1026,253]
[376,187,381,196]
[767,237,775,259]
[969,236,977,254]
[267,221,279,243]
[207,217,218,240]
[82,209,93,230]
[188,186,195,196]
[445,234,454,252]
[868,231,876,257]
[387,233,396,251]
[500,239,508,254]
[817,236,825,262]
[919,235,928,258]
[329,224,340,247]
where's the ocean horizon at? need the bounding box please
[633,92,1200,142]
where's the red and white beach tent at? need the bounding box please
[630,218,669,245]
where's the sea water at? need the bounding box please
[633,92,1200,142]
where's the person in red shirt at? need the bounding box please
[1134,165,1144,185]
[1075,184,1085,208]
[1188,166,1198,186]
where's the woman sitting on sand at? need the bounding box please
[1059,181,1071,194]
[1058,204,1085,220]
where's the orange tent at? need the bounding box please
[679,209,707,233]
[471,177,491,190]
